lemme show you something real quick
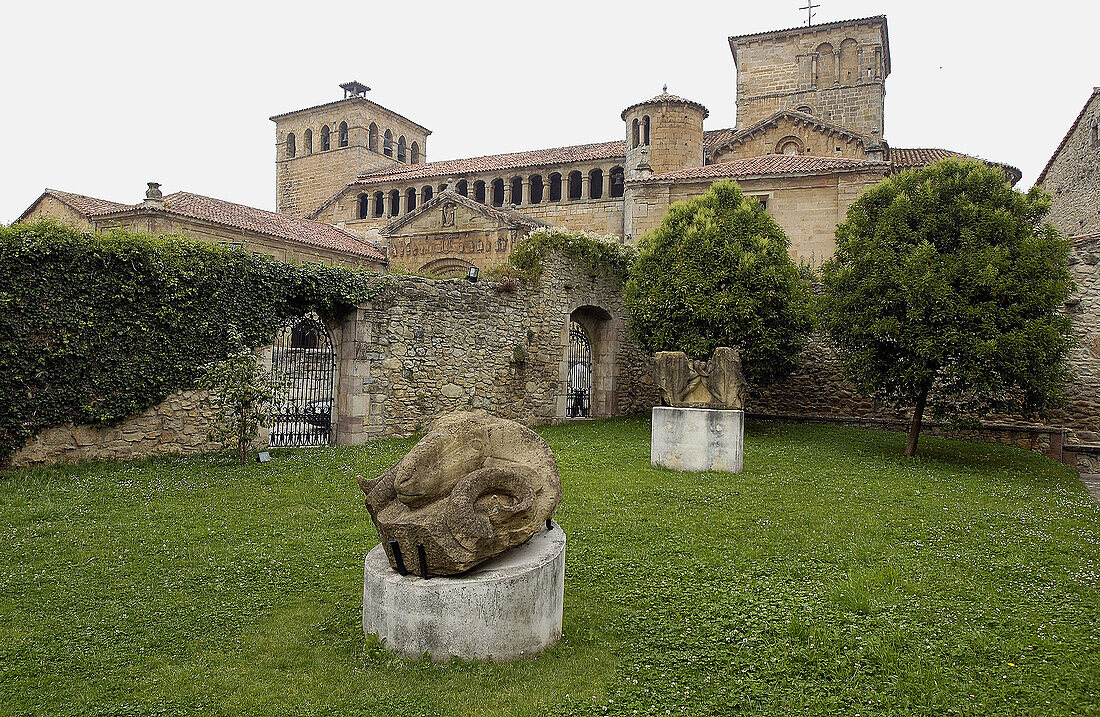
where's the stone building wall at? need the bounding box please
[335,253,658,443]
[715,116,869,160]
[731,16,888,136]
[315,161,628,238]
[1040,89,1100,238]
[629,167,888,263]
[9,390,220,467]
[20,196,94,231]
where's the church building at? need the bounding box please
[273,15,1018,276]
[19,15,1019,276]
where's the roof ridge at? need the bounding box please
[1037,88,1100,185]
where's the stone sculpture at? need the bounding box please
[653,346,747,410]
[358,411,562,577]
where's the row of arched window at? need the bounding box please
[811,38,880,87]
[368,123,420,164]
[355,167,626,220]
[287,121,350,158]
[284,120,422,164]
[631,116,651,149]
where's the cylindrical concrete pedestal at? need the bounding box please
[651,406,744,473]
[363,523,566,661]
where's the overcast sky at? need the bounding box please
[2,1,1096,224]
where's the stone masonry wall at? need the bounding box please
[629,167,887,263]
[10,390,220,467]
[1041,90,1100,238]
[335,253,658,443]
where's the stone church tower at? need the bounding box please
[270,81,432,217]
[730,15,890,138]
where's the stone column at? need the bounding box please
[603,170,611,200]
[811,55,818,88]
[580,173,590,201]
[504,181,513,206]
[521,178,531,206]
[834,53,840,85]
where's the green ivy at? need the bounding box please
[0,220,389,465]
[505,227,637,284]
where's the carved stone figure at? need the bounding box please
[358,411,561,577]
[653,346,747,410]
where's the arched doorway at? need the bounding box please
[270,315,336,447]
[564,305,617,418]
[567,321,592,418]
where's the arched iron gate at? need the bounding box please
[270,315,336,447]
[567,321,591,418]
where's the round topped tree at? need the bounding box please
[624,180,814,388]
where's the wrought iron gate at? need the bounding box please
[567,321,591,418]
[270,315,336,447]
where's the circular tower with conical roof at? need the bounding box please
[621,89,709,180]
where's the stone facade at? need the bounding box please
[10,390,220,467]
[730,16,889,137]
[628,164,888,263]
[382,191,541,276]
[314,159,629,255]
[1038,88,1100,238]
[334,253,658,444]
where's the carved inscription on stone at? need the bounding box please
[653,347,747,410]
[358,411,562,576]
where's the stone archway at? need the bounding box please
[562,305,618,418]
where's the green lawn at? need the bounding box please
[2,418,1098,716]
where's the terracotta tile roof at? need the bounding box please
[155,192,386,262]
[25,188,385,263]
[703,128,737,156]
[620,91,710,120]
[1036,88,1100,185]
[352,139,629,186]
[38,189,130,217]
[888,147,1022,186]
[637,154,879,182]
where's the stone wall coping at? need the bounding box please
[748,412,1070,435]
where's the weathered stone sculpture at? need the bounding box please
[653,346,747,409]
[358,411,561,576]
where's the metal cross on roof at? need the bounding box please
[800,0,819,26]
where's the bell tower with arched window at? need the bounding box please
[729,15,890,138]
[271,81,432,218]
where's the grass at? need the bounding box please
[1,418,1099,716]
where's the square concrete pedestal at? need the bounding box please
[651,406,744,473]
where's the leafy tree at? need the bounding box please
[820,158,1073,456]
[198,329,287,466]
[623,180,814,386]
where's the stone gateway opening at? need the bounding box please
[270,315,336,447]
[564,305,616,419]
[566,321,591,418]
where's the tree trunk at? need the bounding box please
[905,381,931,457]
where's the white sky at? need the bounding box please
[2,0,1096,224]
